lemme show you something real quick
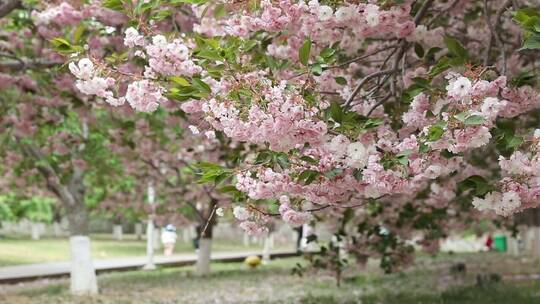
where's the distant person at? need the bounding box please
[161,224,177,256]
[193,224,202,251]
[485,235,493,251]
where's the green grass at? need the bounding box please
[0,234,292,266]
[2,253,540,303]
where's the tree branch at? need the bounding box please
[343,69,396,108]
[483,0,512,74]
[0,0,20,19]
[16,137,77,207]
[0,59,59,71]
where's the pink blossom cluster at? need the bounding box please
[232,206,269,236]
[474,134,540,216]
[125,80,168,113]
[278,196,311,227]
[201,76,328,152]
[69,58,124,106]
[402,74,510,153]
[198,0,415,61]
[31,2,82,27]
[143,35,202,77]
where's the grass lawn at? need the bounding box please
[0,234,293,267]
[1,252,540,303]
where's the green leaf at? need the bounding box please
[192,78,212,94]
[464,115,485,125]
[460,175,490,196]
[50,37,71,49]
[213,3,226,18]
[299,38,312,66]
[511,70,537,87]
[414,43,425,58]
[334,77,347,85]
[170,76,190,86]
[218,185,240,194]
[521,34,540,50]
[311,63,323,76]
[319,47,336,59]
[443,36,469,60]
[454,111,468,122]
[297,170,320,185]
[102,0,124,12]
[275,153,290,169]
[427,125,444,141]
[197,49,223,60]
[324,168,343,179]
[353,169,363,181]
[364,118,384,129]
[73,24,87,44]
[429,57,451,78]
[329,102,344,123]
[419,142,430,153]
[506,135,523,148]
[300,156,318,165]
[50,38,82,54]
[254,151,272,165]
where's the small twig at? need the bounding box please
[427,0,461,27]
[366,94,392,117]
[327,44,397,69]
[248,196,387,217]
[344,69,396,108]
[483,0,511,75]
[201,204,217,237]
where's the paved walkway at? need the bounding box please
[0,250,298,284]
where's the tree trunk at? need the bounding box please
[18,138,97,295]
[66,202,98,295]
[262,233,274,264]
[182,227,190,243]
[243,233,250,247]
[196,215,214,276]
[143,219,156,270]
[532,227,540,257]
[53,221,63,237]
[196,238,212,276]
[507,235,519,256]
[31,222,41,240]
[135,222,143,240]
[69,235,98,295]
[113,224,123,241]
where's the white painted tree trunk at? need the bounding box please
[507,236,519,256]
[182,228,190,243]
[524,228,534,254]
[532,227,540,257]
[135,223,143,240]
[53,221,63,237]
[69,236,98,295]
[143,219,156,270]
[262,233,274,264]
[144,182,156,270]
[113,225,123,241]
[243,233,249,247]
[196,238,212,276]
[31,222,41,240]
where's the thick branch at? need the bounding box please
[0,59,59,71]
[0,0,20,18]
[16,138,77,207]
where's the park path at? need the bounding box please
[0,249,298,284]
